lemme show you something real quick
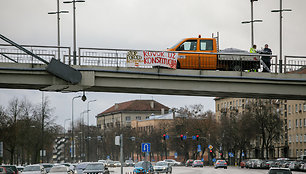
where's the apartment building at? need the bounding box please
[96,100,169,130]
[215,97,306,159]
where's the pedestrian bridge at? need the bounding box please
[0,43,306,100]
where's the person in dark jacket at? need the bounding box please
[261,44,272,72]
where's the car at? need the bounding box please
[153,161,172,174]
[41,163,54,173]
[22,164,47,174]
[49,165,74,174]
[125,160,135,167]
[0,167,9,174]
[106,161,115,167]
[192,160,203,167]
[185,159,194,167]
[240,159,247,168]
[163,159,181,166]
[0,165,18,174]
[133,161,153,174]
[83,162,109,174]
[114,161,121,167]
[75,162,89,174]
[16,166,24,173]
[214,160,227,169]
[268,168,292,174]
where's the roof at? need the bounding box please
[98,100,169,116]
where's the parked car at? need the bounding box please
[125,160,135,167]
[83,162,109,174]
[192,160,203,167]
[185,159,194,167]
[49,165,73,174]
[41,163,54,173]
[153,161,172,174]
[16,166,24,173]
[0,165,18,174]
[214,160,227,169]
[106,161,115,167]
[240,160,247,168]
[0,167,9,174]
[268,168,292,174]
[22,164,46,174]
[265,160,278,169]
[133,161,153,174]
[75,162,89,174]
[163,159,181,166]
[114,161,121,167]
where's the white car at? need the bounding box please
[163,159,181,166]
[22,164,46,174]
[268,168,292,174]
[49,165,74,174]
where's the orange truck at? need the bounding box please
[167,36,260,71]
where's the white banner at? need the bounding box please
[126,51,178,69]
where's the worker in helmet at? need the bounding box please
[249,44,257,53]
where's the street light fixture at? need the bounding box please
[241,0,262,47]
[63,0,85,65]
[48,0,69,60]
[87,99,96,161]
[271,0,292,73]
[71,95,81,162]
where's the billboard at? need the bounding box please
[126,50,178,69]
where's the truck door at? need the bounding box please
[199,39,217,70]
[175,39,199,69]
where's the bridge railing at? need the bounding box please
[284,56,306,73]
[0,44,71,65]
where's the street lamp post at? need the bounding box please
[64,118,71,162]
[48,0,69,60]
[87,99,96,161]
[63,0,85,65]
[271,0,292,73]
[80,110,87,161]
[71,95,81,162]
[242,0,262,47]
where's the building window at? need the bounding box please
[239,99,242,106]
[288,120,291,129]
[297,149,299,157]
[296,135,299,143]
[300,134,303,143]
[289,135,292,143]
[304,149,306,155]
[126,116,131,122]
[288,105,291,114]
[136,116,141,121]
[304,118,306,127]
[299,104,302,112]
[295,104,298,113]
[300,119,303,128]
[145,116,150,120]
[304,103,306,112]
[304,134,306,143]
[296,119,298,128]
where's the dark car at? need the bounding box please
[214,160,227,169]
[83,162,109,174]
[192,160,203,167]
[268,168,292,174]
[185,159,194,167]
[133,161,153,174]
[0,166,18,174]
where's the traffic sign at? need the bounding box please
[242,152,245,157]
[229,152,234,157]
[212,158,216,162]
[192,136,196,140]
[174,152,178,159]
[165,135,169,140]
[208,145,213,150]
[183,135,187,140]
[141,143,151,152]
[197,145,201,152]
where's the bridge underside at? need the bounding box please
[0,63,306,100]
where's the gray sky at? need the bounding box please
[1,0,305,127]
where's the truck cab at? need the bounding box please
[167,37,218,70]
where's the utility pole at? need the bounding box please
[120,134,123,174]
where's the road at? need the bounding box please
[109,166,302,174]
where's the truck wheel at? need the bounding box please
[232,65,242,71]
[176,61,181,69]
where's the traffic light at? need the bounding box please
[210,150,212,153]
[196,135,199,141]
[180,134,183,140]
[163,134,166,140]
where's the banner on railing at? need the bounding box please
[126,51,178,69]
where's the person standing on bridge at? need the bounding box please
[249,44,257,53]
[261,44,272,72]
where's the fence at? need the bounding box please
[0,44,305,74]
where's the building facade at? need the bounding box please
[215,97,306,159]
[96,100,170,130]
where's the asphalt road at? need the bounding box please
[109,166,303,174]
